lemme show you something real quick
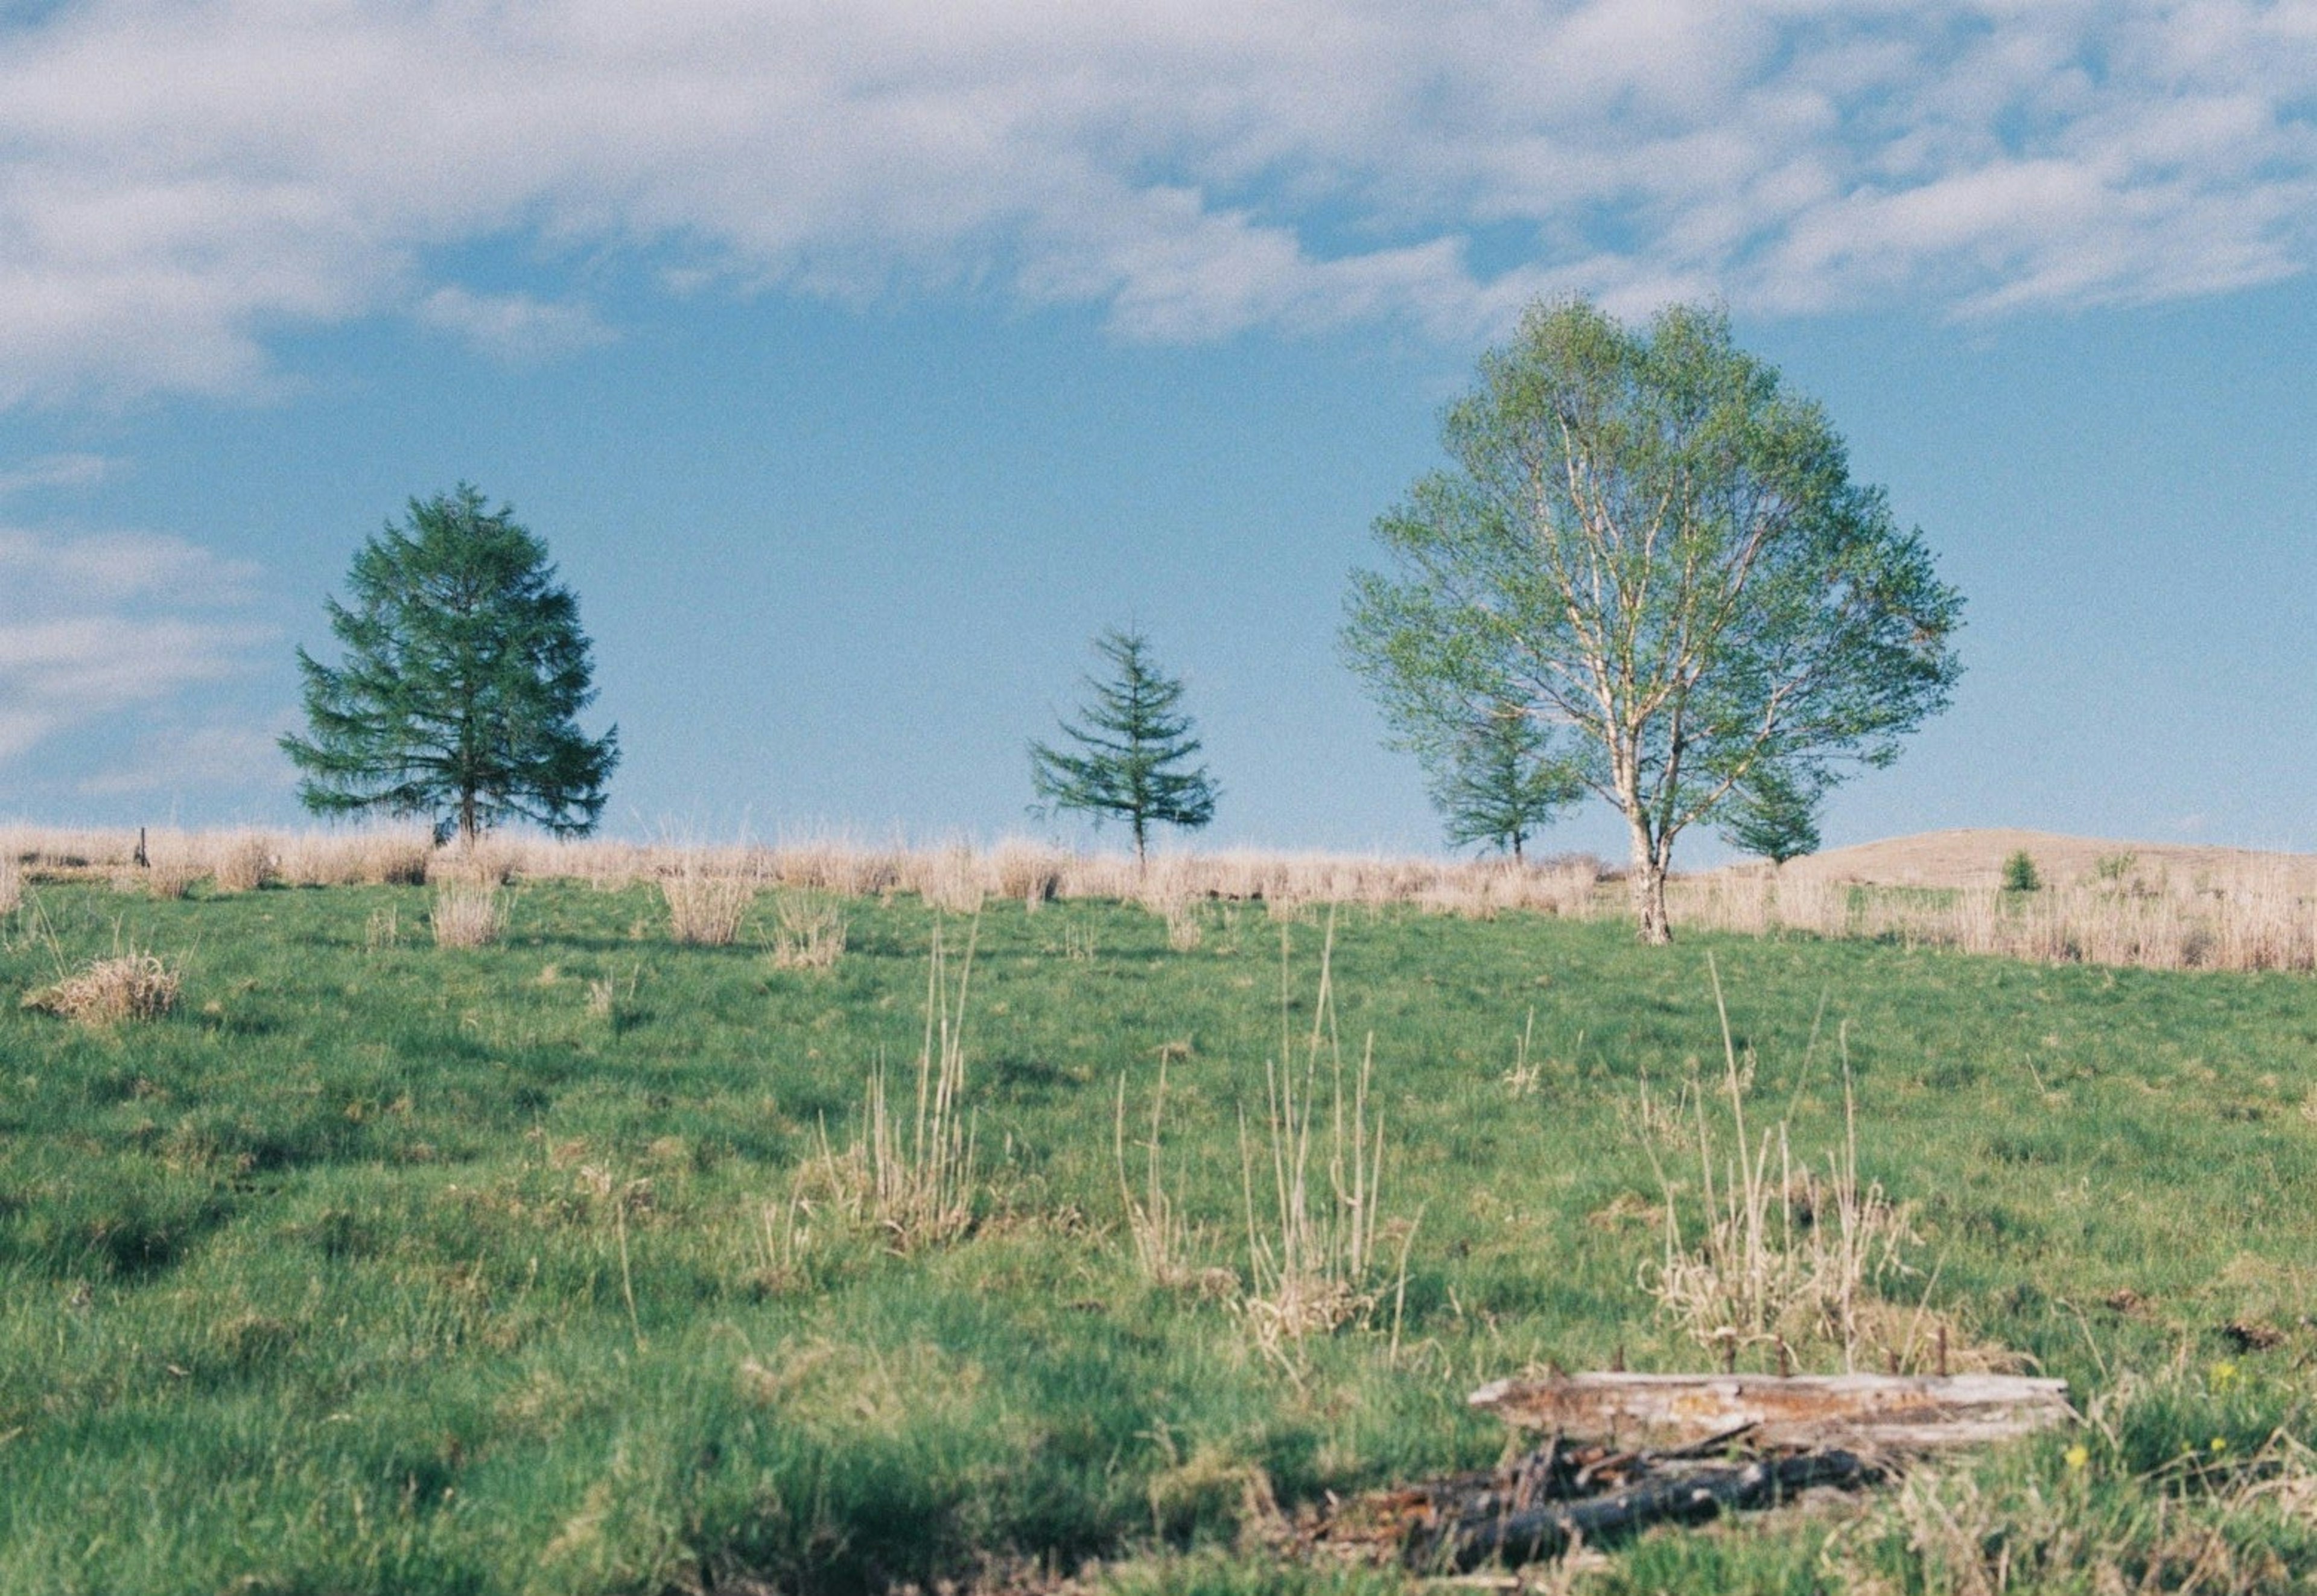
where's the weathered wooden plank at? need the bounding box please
[1469,1372,2073,1452]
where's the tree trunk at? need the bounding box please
[1623,809,1673,944]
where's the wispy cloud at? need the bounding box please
[0,1,2310,399]
[0,526,270,764]
[417,287,613,361]
[0,451,107,497]
[78,721,294,797]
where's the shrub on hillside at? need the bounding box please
[2001,850,2042,892]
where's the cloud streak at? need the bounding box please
[0,1,2312,398]
[0,525,270,763]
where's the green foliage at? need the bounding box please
[2003,850,2044,892]
[1717,761,1825,866]
[1426,704,1581,859]
[282,485,618,845]
[5,882,2317,1592]
[1031,628,1218,863]
[1344,297,1963,941]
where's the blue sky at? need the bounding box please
[0,1,2312,863]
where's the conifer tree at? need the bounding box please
[1029,628,1216,865]
[281,485,618,846]
[1429,704,1581,860]
[1717,761,1825,866]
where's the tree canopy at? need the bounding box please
[1029,628,1216,865]
[1344,297,1962,941]
[281,485,618,845]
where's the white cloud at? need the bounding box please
[417,286,613,361]
[0,526,271,763]
[0,1,2312,398]
[0,452,108,497]
[78,722,294,796]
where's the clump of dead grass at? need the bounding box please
[207,833,275,894]
[1236,915,1415,1366]
[430,882,512,948]
[23,949,181,1025]
[1642,955,1928,1373]
[661,860,758,946]
[0,856,21,918]
[769,890,847,970]
[795,918,981,1252]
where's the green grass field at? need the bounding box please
[4,879,2315,1594]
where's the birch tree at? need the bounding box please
[1344,299,1961,942]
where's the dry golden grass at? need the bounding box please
[798,919,980,1251]
[1235,917,1411,1365]
[661,862,758,946]
[768,891,847,970]
[1641,956,1929,1374]
[430,882,512,948]
[0,855,20,917]
[1680,844,2317,973]
[22,820,2310,974]
[207,833,275,894]
[22,950,180,1025]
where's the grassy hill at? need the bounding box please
[2,876,2313,1593]
[1770,828,2317,894]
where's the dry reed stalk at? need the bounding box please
[661,863,758,946]
[1643,955,1922,1373]
[1236,915,1399,1361]
[23,949,180,1025]
[769,891,848,970]
[430,882,512,948]
[0,856,20,917]
[858,917,979,1248]
[1117,1059,1195,1287]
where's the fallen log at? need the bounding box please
[1469,1371,2074,1454]
[1423,1448,1883,1571]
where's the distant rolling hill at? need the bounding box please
[1756,828,2317,893]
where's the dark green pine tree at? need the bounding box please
[1029,628,1217,866]
[1716,760,1825,866]
[281,485,619,847]
[1430,704,1581,860]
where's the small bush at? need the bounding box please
[663,867,757,946]
[2001,850,2042,892]
[23,952,180,1025]
[430,882,511,947]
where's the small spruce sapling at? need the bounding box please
[1029,628,1217,867]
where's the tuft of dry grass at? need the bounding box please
[914,845,987,917]
[661,862,758,946]
[1236,916,1412,1365]
[0,855,20,917]
[1117,1058,1195,1289]
[430,882,512,948]
[1642,955,1927,1373]
[799,918,981,1252]
[769,891,847,970]
[23,949,180,1025]
[207,833,275,894]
